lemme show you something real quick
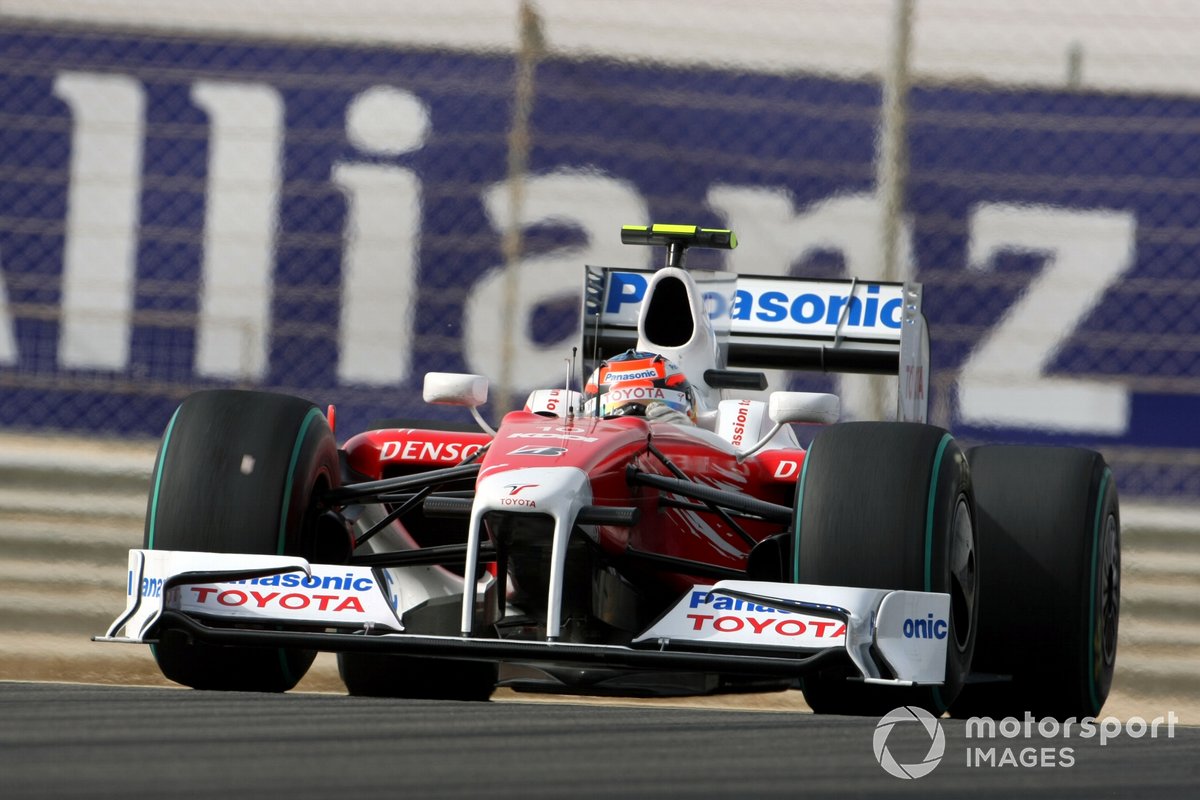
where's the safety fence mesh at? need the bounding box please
[0,2,1198,500]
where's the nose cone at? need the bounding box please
[474,466,592,521]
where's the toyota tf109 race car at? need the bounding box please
[97,224,1120,719]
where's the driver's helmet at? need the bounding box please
[583,350,696,423]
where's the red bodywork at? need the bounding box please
[343,411,806,595]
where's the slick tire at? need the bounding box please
[145,389,340,692]
[949,446,1120,721]
[795,422,978,716]
[338,652,497,701]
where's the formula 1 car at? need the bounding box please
[98,224,1120,719]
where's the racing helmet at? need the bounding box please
[583,350,696,423]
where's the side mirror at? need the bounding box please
[768,392,840,425]
[736,392,840,462]
[423,373,495,436]
[423,372,488,408]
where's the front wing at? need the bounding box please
[96,549,951,686]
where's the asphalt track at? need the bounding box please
[1,682,1195,799]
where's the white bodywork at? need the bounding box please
[423,372,488,407]
[99,549,500,643]
[585,266,929,422]
[461,466,592,639]
[524,388,586,417]
[633,266,730,411]
[98,550,950,685]
[636,580,951,685]
[101,549,402,642]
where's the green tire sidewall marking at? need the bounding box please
[924,434,953,593]
[925,433,953,714]
[145,406,181,551]
[791,451,813,583]
[276,407,323,556]
[1087,467,1113,715]
[146,406,181,659]
[275,406,324,687]
[788,447,810,697]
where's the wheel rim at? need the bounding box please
[949,496,976,652]
[1099,513,1120,667]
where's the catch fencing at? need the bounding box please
[0,1,1197,502]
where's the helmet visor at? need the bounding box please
[595,386,692,418]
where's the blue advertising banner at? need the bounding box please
[0,23,1196,498]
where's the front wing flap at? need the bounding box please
[635,580,950,685]
[96,550,950,686]
[97,549,405,643]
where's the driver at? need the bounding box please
[583,350,697,424]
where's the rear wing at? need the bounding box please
[581,266,930,422]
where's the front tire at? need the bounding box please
[794,422,978,716]
[145,389,340,692]
[950,446,1120,720]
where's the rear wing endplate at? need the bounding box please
[581,266,929,422]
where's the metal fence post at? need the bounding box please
[498,0,544,417]
[874,0,914,421]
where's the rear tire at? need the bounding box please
[145,390,340,692]
[950,446,1120,720]
[795,422,978,716]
